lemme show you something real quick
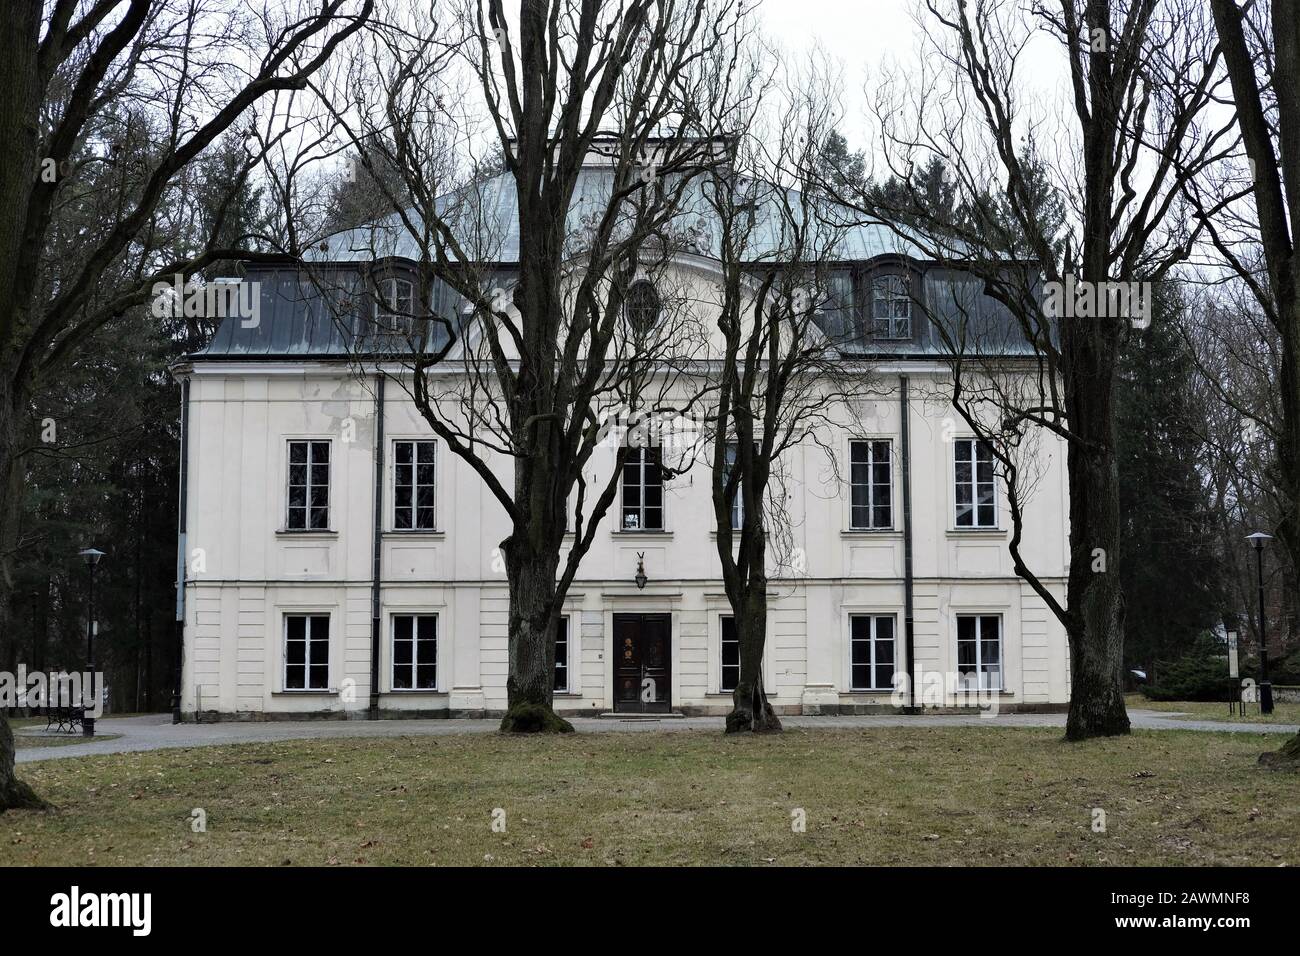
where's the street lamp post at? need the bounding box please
[1246,533,1274,715]
[78,548,105,736]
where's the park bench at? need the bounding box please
[44,703,84,734]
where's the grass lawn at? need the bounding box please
[2,727,1297,866]
[13,733,123,750]
[1126,693,1300,724]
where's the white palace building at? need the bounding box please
[171,154,1071,721]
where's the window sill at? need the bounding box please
[382,689,447,695]
[945,528,1005,537]
[841,529,902,537]
[276,530,339,538]
[612,530,672,538]
[273,690,339,696]
[553,692,581,698]
[383,530,445,539]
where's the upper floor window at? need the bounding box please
[287,440,330,530]
[954,438,996,528]
[621,446,663,530]
[869,273,912,339]
[625,280,661,333]
[394,440,436,530]
[850,439,892,529]
[375,276,415,334]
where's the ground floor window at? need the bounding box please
[392,614,437,690]
[850,615,895,690]
[721,615,739,692]
[284,614,329,690]
[554,617,570,692]
[957,615,1002,690]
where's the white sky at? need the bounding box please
[756,0,1070,150]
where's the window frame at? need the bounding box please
[955,614,1003,691]
[554,615,571,693]
[849,614,897,691]
[283,613,330,691]
[848,438,894,530]
[374,275,416,334]
[868,271,912,340]
[620,445,665,531]
[285,439,332,532]
[390,612,439,692]
[720,614,740,693]
[392,438,437,531]
[953,437,998,529]
[624,279,661,333]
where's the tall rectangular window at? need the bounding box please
[850,615,895,690]
[287,440,330,530]
[394,440,436,530]
[723,442,753,529]
[957,615,1002,690]
[554,617,570,692]
[869,273,912,339]
[850,440,892,529]
[954,438,996,528]
[721,616,739,692]
[375,276,415,334]
[621,446,663,530]
[284,614,329,690]
[392,614,437,690]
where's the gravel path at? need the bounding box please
[13,709,1297,764]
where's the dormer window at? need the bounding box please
[374,276,415,334]
[869,272,912,339]
[625,280,661,332]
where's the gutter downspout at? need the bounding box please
[171,376,190,724]
[900,375,917,711]
[369,374,385,719]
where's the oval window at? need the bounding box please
[625,280,661,332]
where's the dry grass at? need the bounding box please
[1127,693,1300,725]
[2,727,1296,867]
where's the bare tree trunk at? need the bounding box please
[725,582,780,734]
[1062,334,1131,739]
[499,539,572,733]
[0,390,43,810]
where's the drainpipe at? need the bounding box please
[171,376,190,724]
[900,375,917,711]
[369,374,385,719]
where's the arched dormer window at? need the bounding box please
[374,273,415,335]
[625,279,661,332]
[869,272,912,339]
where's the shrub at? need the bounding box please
[1142,637,1230,701]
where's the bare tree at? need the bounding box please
[1194,0,1300,764]
[821,0,1234,739]
[698,59,872,732]
[0,0,372,811]
[308,0,749,731]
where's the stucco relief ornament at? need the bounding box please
[669,218,711,255]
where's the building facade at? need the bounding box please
[172,172,1071,721]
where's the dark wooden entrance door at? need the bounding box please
[612,613,671,713]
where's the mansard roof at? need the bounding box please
[194,168,1046,361]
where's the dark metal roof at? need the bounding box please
[193,169,1045,362]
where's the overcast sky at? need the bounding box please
[757,0,1070,149]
